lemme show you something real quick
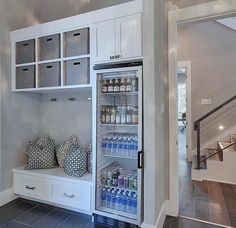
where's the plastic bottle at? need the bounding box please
[102,137,107,154]
[121,192,128,213]
[118,136,124,156]
[111,190,116,209]
[101,188,107,207]
[127,192,133,214]
[127,136,133,157]
[123,136,128,157]
[117,136,122,155]
[115,191,122,211]
[106,137,112,155]
[111,136,117,155]
[106,188,111,208]
[132,193,137,215]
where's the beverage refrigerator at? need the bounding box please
[93,62,143,225]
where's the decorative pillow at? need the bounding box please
[56,135,79,168]
[86,143,93,174]
[36,133,52,148]
[64,145,87,178]
[25,138,55,170]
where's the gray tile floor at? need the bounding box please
[0,198,96,228]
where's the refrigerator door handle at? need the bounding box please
[138,150,143,169]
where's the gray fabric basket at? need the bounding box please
[38,62,61,87]
[64,28,90,57]
[16,39,35,64]
[65,58,89,85]
[16,65,35,89]
[39,34,60,61]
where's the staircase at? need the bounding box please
[192,133,236,183]
[192,95,236,184]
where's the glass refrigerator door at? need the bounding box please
[95,66,142,224]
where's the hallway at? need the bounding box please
[178,130,236,227]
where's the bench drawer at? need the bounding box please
[14,173,52,199]
[52,182,91,212]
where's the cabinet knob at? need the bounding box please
[110,56,115,60]
[115,55,121,59]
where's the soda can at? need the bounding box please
[133,178,138,191]
[118,175,124,188]
[107,171,113,186]
[101,170,107,185]
[123,177,129,189]
[128,177,134,190]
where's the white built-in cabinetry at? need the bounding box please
[10,0,142,218]
[92,14,142,63]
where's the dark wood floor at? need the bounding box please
[179,130,236,227]
[163,216,225,228]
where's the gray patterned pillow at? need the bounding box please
[56,135,79,168]
[25,139,55,170]
[64,145,87,178]
[86,144,93,174]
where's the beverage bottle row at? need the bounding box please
[101,164,138,191]
[101,105,138,125]
[101,77,138,93]
[101,134,138,158]
[100,187,137,215]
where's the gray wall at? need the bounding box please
[0,0,133,192]
[178,21,236,148]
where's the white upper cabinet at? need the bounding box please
[92,20,116,63]
[92,14,142,63]
[115,14,142,60]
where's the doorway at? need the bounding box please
[168,0,236,223]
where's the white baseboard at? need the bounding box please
[141,201,167,228]
[0,188,18,206]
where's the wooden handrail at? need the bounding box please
[200,141,236,163]
[194,95,236,130]
[194,94,236,170]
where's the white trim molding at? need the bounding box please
[0,188,18,206]
[141,201,167,228]
[168,0,236,217]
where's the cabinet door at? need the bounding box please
[93,20,116,63]
[115,14,142,60]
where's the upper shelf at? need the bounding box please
[12,84,92,94]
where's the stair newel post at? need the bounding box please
[196,121,201,170]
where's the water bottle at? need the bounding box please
[111,136,118,155]
[134,136,138,158]
[127,192,133,214]
[106,188,111,208]
[127,136,133,157]
[106,137,112,155]
[123,136,128,157]
[102,137,107,154]
[117,136,122,156]
[101,188,106,207]
[132,193,137,215]
[121,192,128,213]
[115,191,122,211]
[111,190,116,209]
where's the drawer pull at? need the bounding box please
[26,185,35,190]
[23,68,29,72]
[63,193,75,198]
[46,65,53,69]
[23,43,29,46]
[46,38,53,42]
[73,33,80,37]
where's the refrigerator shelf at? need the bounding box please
[100,92,138,96]
[100,124,138,127]
[98,206,137,220]
[102,153,137,160]
[100,184,137,193]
